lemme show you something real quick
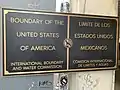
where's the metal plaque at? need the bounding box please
[2,8,118,76]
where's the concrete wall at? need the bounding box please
[115,70,120,90]
[0,0,55,11]
[0,0,118,90]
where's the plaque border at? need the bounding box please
[2,8,118,76]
